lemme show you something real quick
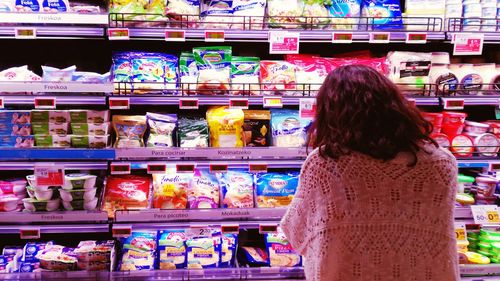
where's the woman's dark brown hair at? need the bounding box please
[309,64,437,164]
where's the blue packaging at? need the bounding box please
[157,230,187,269]
[42,0,69,12]
[112,53,132,83]
[0,255,6,273]
[0,111,31,124]
[22,242,53,262]
[327,0,362,30]
[255,172,299,208]
[186,229,222,269]
[0,124,31,136]
[0,135,35,148]
[220,234,237,268]
[14,0,40,12]
[361,0,403,30]
[18,262,40,273]
[270,109,311,148]
[238,247,269,267]
[119,231,157,271]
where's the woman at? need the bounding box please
[281,65,459,281]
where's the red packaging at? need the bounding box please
[450,134,474,157]
[260,61,297,94]
[103,175,151,218]
[442,111,467,137]
[422,112,444,134]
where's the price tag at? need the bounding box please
[20,228,40,240]
[147,163,166,174]
[34,164,64,187]
[443,98,465,110]
[110,163,131,175]
[165,30,185,42]
[205,31,225,42]
[112,225,132,238]
[0,97,4,109]
[209,164,228,174]
[299,98,316,120]
[249,163,268,173]
[34,97,56,109]
[263,97,283,108]
[269,31,300,54]
[15,28,36,39]
[221,225,240,234]
[187,226,214,237]
[454,222,467,242]
[176,164,196,173]
[179,98,199,110]
[406,32,427,44]
[332,32,353,44]
[489,163,500,171]
[229,98,249,109]
[109,97,130,110]
[108,28,130,40]
[259,224,278,234]
[471,205,500,225]
[453,33,484,56]
[369,32,390,44]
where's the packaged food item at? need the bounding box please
[232,0,265,29]
[473,133,500,157]
[103,175,151,218]
[25,186,57,201]
[450,134,474,157]
[177,117,210,148]
[22,198,60,212]
[0,123,31,136]
[219,169,254,208]
[31,110,69,124]
[188,169,220,209]
[193,46,232,95]
[22,242,52,262]
[465,251,490,264]
[221,234,237,267]
[109,0,166,27]
[18,262,40,273]
[146,113,177,148]
[32,122,69,135]
[157,230,187,270]
[71,135,110,149]
[431,133,450,148]
[35,132,70,148]
[72,72,110,83]
[36,245,78,271]
[387,52,432,91]
[0,195,20,212]
[41,0,69,12]
[0,66,41,82]
[267,0,302,28]
[0,179,27,195]
[271,109,310,147]
[152,172,190,209]
[476,177,498,197]
[265,230,302,267]
[200,0,234,28]
[231,56,260,95]
[119,232,157,271]
[186,236,220,269]
[62,198,98,211]
[464,121,490,134]
[112,53,133,91]
[69,110,109,124]
[62,173,97,190]
[14,0,40,12]
[166,0,201,27]
[300,0,331,28]
[0,111,31,124]
[41,66,76,82]
[70,3,101,13]
[0,136,35,148]
[206,106,244,147]
[287,56,328,94]
[112,115,147,148]
[59,188,97,202]
[238,246,269,267]
[429,64,459,95]
[361,0,403,30]
[179,52,199,94]
[327,0,362,30]
[242,110,270,147]
[260,61,297,95]
[132,53,178,93]
[71,123,110,136]
[442,111,467,136]
[255,172,299,208]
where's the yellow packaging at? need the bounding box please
[206,106,244,148]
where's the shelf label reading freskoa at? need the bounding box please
[471,205,500,225]
[269,31,300,54]
[453,33,484,56]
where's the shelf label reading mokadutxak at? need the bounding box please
[269,31,300,54]
[471,205,500,225]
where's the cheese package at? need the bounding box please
[188,169,220,209]
[152,172,190,209]
[157,230,187,270]
[255,172,299,208]
[220,234,238,267]
[112,115,147,148]
[265,230,302,267]
[186,231,221,269]
[119,231,157,271]
[146,113,177,148]
[219,169,254,208]
[206,106,244,148]
[271,109,311,147]
[103,175,151,218]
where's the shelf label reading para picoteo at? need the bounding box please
[34,164,64,187]
[332,32,353,43]
[406,33,427,44]
[20,228,40,240]
[453,33,484,56]
[471,205,500,225]
[269,31,300,54]
[109,97,130,110]
[108,28,130,40]
[205,31,225,42]
[34,97,56,109]
[369,32,390,44]
[15,28,36,39]
[165,30,185,42]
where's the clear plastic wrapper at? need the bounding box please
[179,52,199,94]
[166,0,201,27]
[267,0,302,28]
[152,172,190,209]
[260,61,297,95]
[146,113,177,148]
[299,0,330,28]
[265,229,302,267]
[201,0,234,29]
[109,0,167,27]
[42,66,76,82]
[387,51,432,91]
[218,169,254,208]
[232,0,265,29]
[193,46,232,95]
[177,117,209,148]
[188,169,220,209]
[270,109,311,147]
[231,56,260,95]
[103,175,151,218]
[119,232,157,271]
[131,53,178,93]
[112,115,147,148]
[327,0,361,30]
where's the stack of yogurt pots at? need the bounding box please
[60,173,99,211]
[23,175,61,212]
[467,229,500,264]
[474,176,499,205]
[0,179,28,212]
[463,120,500,157]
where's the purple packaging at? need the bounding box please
[22,242,53,262]
[18,262,40,273]
[0,111,31,124]
[0,135,35,148]
[188,169,220,209]
[0,124,32,136]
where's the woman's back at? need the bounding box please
[281,144,460,281]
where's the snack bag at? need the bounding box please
[220,234,237,267]
[103,175,151,218]
[188,169,220,209]
[152,172,190,209]
[265,230,302,267]
[219,169,254,208]
[112,52,133,92]
[232,0,265,29]
[132,53,178,93]
[299,0,330,28]
[112,115,147,148]
[157,230,187,270]
[231,56,260,95]
[260,61,297,95]
[255,172,299,208]
[177,117,210,148]
[193,46,232,95]
[179,52,199,94]
[271,109,311,147]
[201,0,234,28]
[206,106,244,148]
[42,66,76,82]
[327,0,362,30]
[146,113,177,148]
[243,110,271,147]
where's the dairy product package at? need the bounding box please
[387,51,432,92]
[232,0,266,29]
[327,0,362,30]
[361,0,403,30]
[201,0,234,28]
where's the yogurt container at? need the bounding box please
[451,134,474,156]
[0,179,26,195]
[59,188,97,202]
[432,133,451,147]
[474,133,500,156]
[62,174,96,190]
[62,198,98,211]
[442,111,467,136]
[22,198,60,212]
[458,174,475,193]
[464,120,490,134]
[476,176,499,196]
[26,186,58,201]
[0,195,20,212]
[422,112,444,133]
[429,64,459,95]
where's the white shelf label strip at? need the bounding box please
[0,211,108,223]
[0,13,108,25]
[0,82,113,93]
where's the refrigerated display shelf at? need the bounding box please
[0,161,108,170]
[0,211,108,224]
[127,160,304,170]
[0,149,116,160]
[1,95,107,106]
[0,224,109,234]
[0,13,108,25]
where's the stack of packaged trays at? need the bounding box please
[0,111,34,148]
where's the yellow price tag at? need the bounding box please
[487,211,500,223]
[455,228,466,241]
[162,183,175,197]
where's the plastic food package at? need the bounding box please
[271,109,310,147]
[186,234,221,269]
[265,230,302,267]
[112,115,147,148]
[300,0,330,28]
[0,135,35,148]
[0,111,31,124]
[194,46,232,95]
[146,113,177,148]
[188,169,220,209]
[157,230,187,270]
[63,173,97,190]
[179,52,199,94]
[152,172,190,209]
[238,246,269,267]
[177,117,209,148]
[0,124,31,136]
[119,232,157,271]
[206,106,244,147]
[41,66,76,82]
[201,0,234,29]
[260,61,297,95]
[109,0,166,27]
[132,53,178,93]
[231,56,260,95]
[267,0,302,28]
[41,0,69,12]
[103,175,151,218]
[221,234,237,267]
[0,66,41,82]
[111,53,133,92]
[22,242,53,262]
[286,56,329,94]
[243,110,270,147]
[36,245,78,271]
[166,0,201,27]
[387,52,432,92]
[232,0,266,29]
[69,110,109,124]
[31,110,69,124]
[255,172,299,208]
[72,72,110,83]
[218,169,254,208]
[361,0,403,30]
[14,0,40,12]
[327,0,361,30]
